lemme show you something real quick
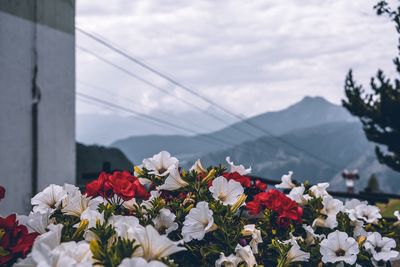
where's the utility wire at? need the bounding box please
[78,80,215,133]
[76,27,342,170]
[76,92,257,157]
[77,45,263,144]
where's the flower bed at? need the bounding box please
[1,151,400,266]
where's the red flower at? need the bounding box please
[85,172,113,198]
[0,185,5,201]
[132,179,150,199]
[110,172,136,200]
[85,171,149,201]
[246,192,269,215]
[0,214,39,266]
[254,179,267,191]
[222,172,252,188]
[246,189,302,227]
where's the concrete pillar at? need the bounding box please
[0,0,75,215]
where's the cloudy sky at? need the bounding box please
[76,0,397,120]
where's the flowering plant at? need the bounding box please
[2,151,400,266]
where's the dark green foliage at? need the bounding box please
[90,221,139,267]
[367,174,380,192]
[343,1,400,172]
[76,142,133,186]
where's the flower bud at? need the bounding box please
[90,239,103,258]
[231,194,247,213]
[134,166,143,176]
[191,159,207,174]
[183,204,194,213]
[202,169,216,183]
[72,219,88,239]
[181,169,187,177]
[209,223,218,232]
[183,197,195,206]
[239,238,248,246]
[357,235,367,246]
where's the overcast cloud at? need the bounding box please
[76,0,398,119]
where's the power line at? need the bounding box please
[77,80,216,133]
[77,45,262,144]
[76,27,342,170]
[76,92,256,157]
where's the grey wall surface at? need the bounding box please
[0,0,75,215]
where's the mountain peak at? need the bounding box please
[299,96,332,105]
[287,96,337,112]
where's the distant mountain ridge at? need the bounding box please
[109,96,399,192]
[111,96,354,162]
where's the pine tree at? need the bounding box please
[343,1,400,172]
[367,174,380,192]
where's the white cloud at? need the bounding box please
[76,0,398,118]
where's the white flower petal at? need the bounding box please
[226,157,251,175]
[157,168,188,191]
[143,151,179,177]
[118,257,167,267]
[182,201,214,242]
[153,208,178,235]
[31,184,67,213]
[275,171,296,189]
[209,176,244,206]
[320,230,359,265]
[234,244,257,267]
[133,225,185,261]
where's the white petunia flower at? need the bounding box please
[142,151,179,176]
[241,224,263,254]
[108,215,141,240]
[209,176,244,206]
[321,196,344,216]
[118,257,167,267]
[133,225,185,261]
[395,210,400,221]
[18,210,53,234]
[226,157,251,175]
[320,230,359,265]
[302,225,325,245]
[31,224,63,264]
[288,184,311,205]
[351,220,367,238]
[190,159,207,174]
[33,239,93,267]
[63,183,81,195]
[79,208,104,229]
[395,210,400,226]
[122,197,139,211]
[364,232,399,262]
[182,201,215,242]
[152,208,178,235]
[31,184,67,213]
[344,199,368,211]
[29,224,93,267]
[234,244,257,267]
[275,171,296,189]
[313,196,343,229]
[141,190,161,210]
[347,203,382,224]
[286,239,310,264]
[215,252,242,267]
[309,182,330,198]
[62,192,101,217]
[13,255,36,267]
[157,168,188,191]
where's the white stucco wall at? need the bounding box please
[0,1,75,215]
